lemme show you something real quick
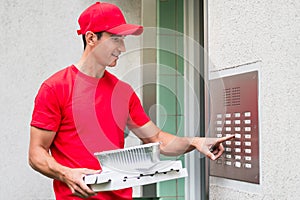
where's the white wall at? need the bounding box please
[208,0,300,199]
[0,0,141,199]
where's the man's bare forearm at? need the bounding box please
[29,144,69,181]
[28,126,69,181]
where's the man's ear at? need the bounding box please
[85,31,97,47]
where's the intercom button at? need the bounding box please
[244,112,251,117]
[225,127,231,131]
[245,149,252,154]
[225,113,231,118]
[244,127,251,132]
[234,162,241,168]
[245,156,252,161]
[216,159,223,164]
[245,163,252,168]
[245,134,251,139]
[225,161,232,166]
[234,112,241,117]
[225,154,232,159]
[235,148,241,153]
[235,155,241,160]
[235,127,241,131]
[244,119,251,124]
[234,120,241,124]
[225,120,231,125]
[216,120,222,125]
[244,141,251,146]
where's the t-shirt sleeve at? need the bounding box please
[30,83,61,132]
[127,92,150,130]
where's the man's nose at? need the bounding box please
[118,38,126,52]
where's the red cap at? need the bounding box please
[77,2,143,36]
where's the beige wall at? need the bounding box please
[208,0,300,199]
[0,1,142,199]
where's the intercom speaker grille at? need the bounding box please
[223,87,241,106]
[223,88,231,106]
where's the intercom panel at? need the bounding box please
[209,70,260,184]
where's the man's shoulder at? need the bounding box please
[43,65,75,86]
[104,71,133,91]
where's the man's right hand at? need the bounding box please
[62,168,101,198]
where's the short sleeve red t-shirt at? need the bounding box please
[31,65,150,200]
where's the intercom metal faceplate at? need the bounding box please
[208,68,260,184]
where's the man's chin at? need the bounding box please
[108,62,117,67]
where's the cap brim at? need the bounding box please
[106,24,143,36]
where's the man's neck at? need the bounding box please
[75,54,106,79]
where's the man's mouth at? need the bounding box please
[112,53,119,58]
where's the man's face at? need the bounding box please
[92,32,126,67]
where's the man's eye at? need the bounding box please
[110,37,121,43]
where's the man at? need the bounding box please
[28,2,233,200]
